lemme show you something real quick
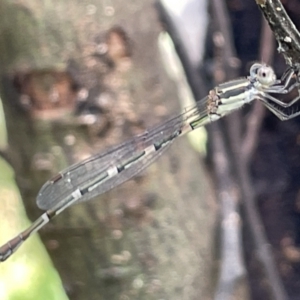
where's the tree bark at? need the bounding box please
[0,0,217,299]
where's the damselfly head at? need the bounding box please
[249,63,276,87]
[257,65,276,87]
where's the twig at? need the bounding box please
[212,0,289,299]
[242,17,273,165]
[212,122,247,300]
[210,0,247,299]
[236,4,288,299]
[256,0,300,66]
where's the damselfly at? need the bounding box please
[1,63,300,261]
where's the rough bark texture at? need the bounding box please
[0,1,217,299]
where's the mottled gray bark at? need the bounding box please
[0,0,217,299]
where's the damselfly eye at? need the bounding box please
[256,65,276,86]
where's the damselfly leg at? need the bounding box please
[251,66,300,119]
[260,99,300,120]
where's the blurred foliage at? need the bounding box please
[0,96,68,300]
[0,98,7,150]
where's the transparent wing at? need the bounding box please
[37,97,209,210]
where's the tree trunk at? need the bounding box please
[0,0,217,299]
